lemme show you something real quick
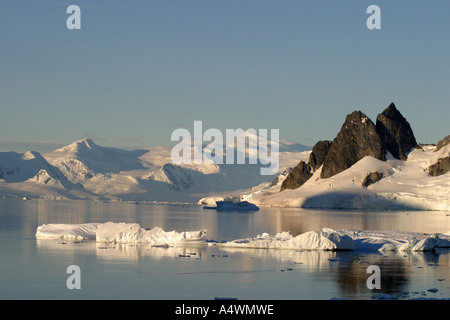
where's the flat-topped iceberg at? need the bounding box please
[338,229,450,252]
[217,228,450,252]
[35,222,206,245]
[36,223,100,240]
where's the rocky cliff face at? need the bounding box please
[280,140,331,191]
[428,157,450,176]
[320,111,386,179]
[435,135,450,152]
[428,135,450,176]
[376,103,417,160]
[309,140,332,171]
[280,161,312,191]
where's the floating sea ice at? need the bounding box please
[96,222,206,244]
[35,222,206,245]
[35,223,100,240]
[378,234,441,252]
[219,228,355,251]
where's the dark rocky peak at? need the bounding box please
[309,140,332,171]
[376,103,417,160]
[280,161,312,191]
[279,103,419,191]
[320,110,386,179]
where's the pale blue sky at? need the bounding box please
[1,0,449,152]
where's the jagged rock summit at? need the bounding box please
[280,140,331,191]
[281,103,418,191]
[321,110,386,179]
[308,140,332,171]
[376,103,417,160]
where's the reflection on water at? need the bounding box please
[1,198,449,299]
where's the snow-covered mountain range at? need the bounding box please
[1,104,448,211]
[0,137,310,202]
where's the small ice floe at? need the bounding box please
[203,200,260,211]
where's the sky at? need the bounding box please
[0,0,449,153]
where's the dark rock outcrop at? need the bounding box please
[428,157,450,176]
[376,103,417,160]
[280,161,312,191]
[435,135,450,152]
[362,172,384,188]
[321,111,386,179]
[309,140,332,171]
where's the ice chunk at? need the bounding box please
[204,200,260,211]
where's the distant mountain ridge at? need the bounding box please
[2,103,448,210]
[0,137,309,202]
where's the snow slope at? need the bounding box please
[0,138,309,202]
[206,143,450,211]
[0,150,98,200]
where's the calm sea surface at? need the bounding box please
[0,198,449,300]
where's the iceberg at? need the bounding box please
[35,222,450,252]
[217,228,450,252]
[204,200,260,211]
[35,223,100,240]
[218,228,355,250]
[96,222,206,244]
[337,229,450,252]
[35,222,206,245]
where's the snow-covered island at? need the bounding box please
[200,104,450,211]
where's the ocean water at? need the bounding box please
[0,198,449,300]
